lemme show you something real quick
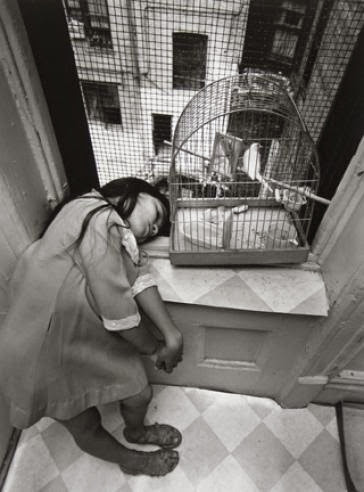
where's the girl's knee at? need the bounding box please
[122,385,153,408]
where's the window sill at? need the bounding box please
[143,237,329,317]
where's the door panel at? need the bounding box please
[144,303,316,403]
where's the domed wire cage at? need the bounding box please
[169,72,320,265]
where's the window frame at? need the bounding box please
[81,80,122,126]
[64,0,113,50]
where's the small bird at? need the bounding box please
[238,142,274,194]
[241,142,263,182]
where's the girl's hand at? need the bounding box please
[155,333,183,373]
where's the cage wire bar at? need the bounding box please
[62,0,364,260]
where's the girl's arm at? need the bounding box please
[134,286,183,373]
[117,323,159,355]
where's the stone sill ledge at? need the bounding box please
[144,237,329,317]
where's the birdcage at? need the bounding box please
[169,71,321,266]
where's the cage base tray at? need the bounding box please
[170,247,309,266]
[170,205,309,266]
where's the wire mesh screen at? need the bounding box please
[62,0,364,191]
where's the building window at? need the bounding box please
[81,81,121,125]
[270,1,307,62]
[173,33,208,90]
[240,0,313,77]
[64,0,112,49]
[152,114,172,154]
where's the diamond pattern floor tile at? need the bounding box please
[179,417,229,486]
[61,454,126,492]
[299,430,347,492]
[263,407,324,459]
[148,259,328,316]
[202,394,261,452]
[41,422,83,472]
[3,386,347,492]
[270,462,323,492]
[39,476,68,492]
[196,455,260,492]
[233,423,295,492]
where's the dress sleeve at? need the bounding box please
[75,209,141,331]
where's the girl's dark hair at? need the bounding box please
[41,177,171,246]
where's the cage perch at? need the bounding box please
[164,139,330,206]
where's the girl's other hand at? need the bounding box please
[155,333,183,373]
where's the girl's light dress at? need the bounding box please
[0,191,157,429]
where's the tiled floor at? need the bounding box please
[3,385,347,492]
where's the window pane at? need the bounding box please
[81,81,121,125]
[173,33,208,90]
[88,0,108,17]
[272,29,299,59]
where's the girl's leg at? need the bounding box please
[57,406,178,476]
[120,385,182,449]
[120,384,153,432]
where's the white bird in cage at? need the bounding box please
[240,142,263,182]
[240,142,273,193]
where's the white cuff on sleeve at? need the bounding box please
[102,312,141,331]
[131,273,157,297]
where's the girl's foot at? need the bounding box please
[124,423,182,449]
[120,448,179,476]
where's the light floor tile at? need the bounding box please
[271,462,323,492]
[183,387,219,413]
[146,386,200,431]
[41,422,83,472]
[194,275,272,312]
[263,408,324,458]
[233,423,294,492]
[40,476,68,492]
[62,454,126,492]
[197,455,260,492]
[179,417,229,486]
[3,434,59,492]
[245,394,279,420]
[239,269,323,314]
[115,484,133,492]
[326,416,340,441]
[18,426,38,444]
[307,403,337,426]
[202,393,261,452]
[151,259,236,304]
[127,465,194,492]
[35,417,56,433]
[299,430,347,492]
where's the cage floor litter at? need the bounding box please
[175,207,300,251]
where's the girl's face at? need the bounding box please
[127,193,166,243]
